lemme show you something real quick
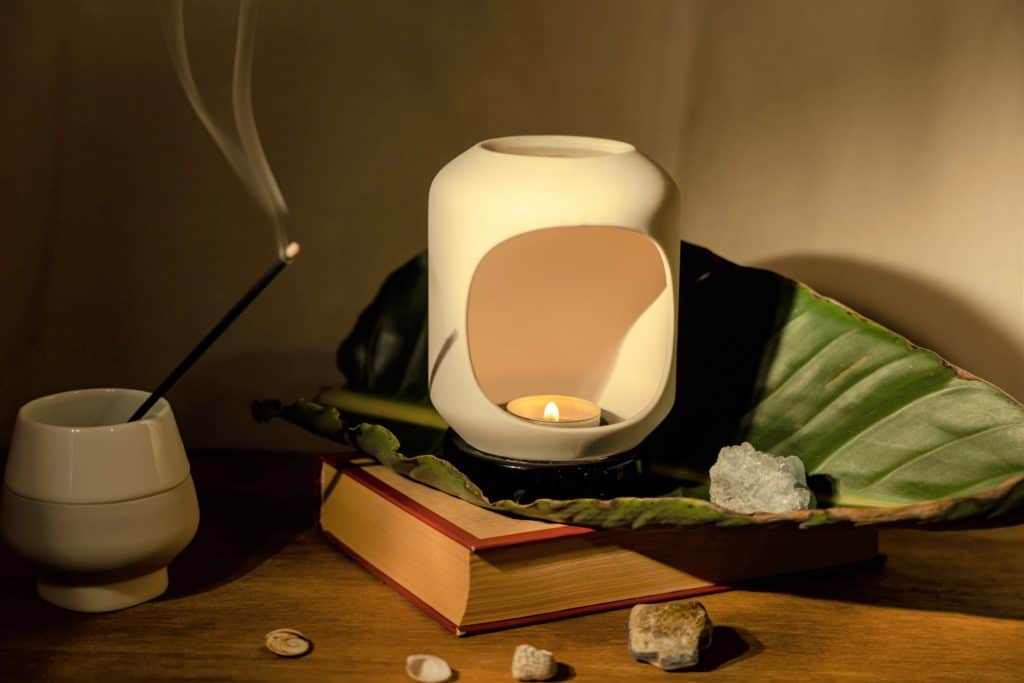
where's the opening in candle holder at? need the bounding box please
[467,226,668,425]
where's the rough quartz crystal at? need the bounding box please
[511,644,557,681]
[628,600,713,670]
[709,442,815,513]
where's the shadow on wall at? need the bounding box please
[167,349,347,451]
[648,243,796,475]
[756,254,1024,401]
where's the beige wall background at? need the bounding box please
[2,0,1021,451]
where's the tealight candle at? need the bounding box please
[506,394,601,428]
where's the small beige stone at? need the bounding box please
[627,600,713,670]
[406,654,452,683]
[264,628,312,658]
[511,644,557,680]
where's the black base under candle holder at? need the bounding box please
[441,429,654,503]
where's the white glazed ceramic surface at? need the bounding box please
[1,476,199,612]
[428,135,679,461]
[5,388,190,504]
[0,388,199,612]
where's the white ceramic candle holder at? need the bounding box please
[1,388,199,612]
[429,135,678,462]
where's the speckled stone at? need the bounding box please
[627,600,713,670]
[511,644,557,681]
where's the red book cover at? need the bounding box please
[320,459,735,635]
[319,457,879,636]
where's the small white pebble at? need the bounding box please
[512,643,557,681]
[406,654,452,683]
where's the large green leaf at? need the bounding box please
[254,398,1023,529]
[258,243,1024,529]
[745,287,1024,508]
[336,251,429,402]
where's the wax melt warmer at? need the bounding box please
[428,135,678,500]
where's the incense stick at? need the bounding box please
[128,241,300,422]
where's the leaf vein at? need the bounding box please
[744,327,861,422]
[812,384,969,471]
[935,471,1024,500]
[857,422,1024,491]
[766,353,907,453]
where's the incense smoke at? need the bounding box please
[161,0,290,259]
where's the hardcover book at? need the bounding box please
[320,459,879,636]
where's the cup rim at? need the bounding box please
[18,388,172,432]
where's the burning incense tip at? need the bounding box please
[284,241,300,260]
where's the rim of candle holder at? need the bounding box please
[440,429,647,503]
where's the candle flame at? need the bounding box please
[543,401,560,422]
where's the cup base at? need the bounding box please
[37,567,168,613]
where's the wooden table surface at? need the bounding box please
[2,451,1022,682]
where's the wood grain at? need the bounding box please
[1,452,1022,682]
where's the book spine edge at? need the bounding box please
[321,527,465,636]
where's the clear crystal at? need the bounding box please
[708,442,815,513]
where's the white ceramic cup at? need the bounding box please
[1,388,199,612]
